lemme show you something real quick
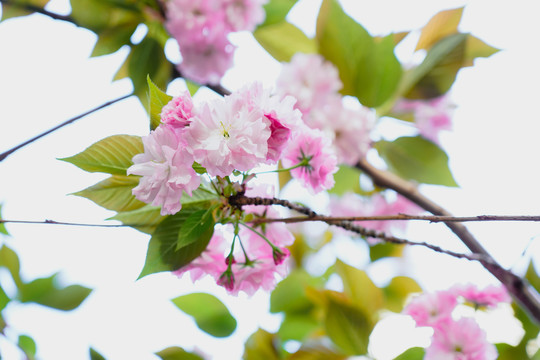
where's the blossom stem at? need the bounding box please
[253,158,311,175]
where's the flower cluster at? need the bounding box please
[174,184,294,295]
[165,0,268,84]
[403,284,511,359]
[392,94,454,145]
[276,53,374,165]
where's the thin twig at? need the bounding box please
[252,214,540,224]
[0,94,132,162]
[0,0,76,25]
[0,219,130,227]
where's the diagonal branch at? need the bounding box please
[0,94,132,162]
[0,0,76,24]
[355,157,540,324]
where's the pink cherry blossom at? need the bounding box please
[425,318,498,360]
[453,283,511,309]
[403,290,457,328]
[277,53,342,114]
[160,91,194,129]
[184,94,270,177]
[393,95,454,145]
[165,0,223,44]
[228,256,288,296]
[127,125,200,215]
[282,126,338,193]
[223,0,268,32]
[177,24,236,85]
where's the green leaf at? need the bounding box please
[18,335,37,360]
[277,313,319,341]
[89,347,106,360]
[334,259,383,316]
[73,175,145,212]
[109,204,163,234]
[375,136,458,187]
[463,35,499,66]
[316,0,402,107]
[394,347,425,360]
[383,276,422,313]
[176,208,216,251]
[327,166,361,196]
[254,21,317,62]
[138,208,215,278]
[324,294,372,355]
[181,187,219,208]
[416,7,464,51]
[18,274,92,311]
[0,284,10,312]
[60,135,143,175]
[369,242,404,262]
[156,346,204,360]
[526,260,540,293]
[243,329,282,360]
[172,293,237,337]
[91,24,136,57]
[147,75,173,130]
[259,0,297,27]
[70,0,140,33]
[0,245,22,287]
[128,36,172,110]
[1,0,50,21]
[270,269,322,314]
[0,204,8,235]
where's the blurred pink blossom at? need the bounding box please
[452,283,511,309]
[127,125,200,215]
[425,318,498,360]
[403,290,457,328]
[223,0,268,32]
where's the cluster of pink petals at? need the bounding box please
[174,184,293,295]
[165,0,268,84]
[403,284,510,359]
[282,126,338,193]
[393,95,454,145]
[276,53,373,165]
[160,90,194,129]
[425,318,498,360]
[127,125,200,215]
[329,192,422,241]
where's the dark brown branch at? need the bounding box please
[228,195,495,266]
[172,68,231,97]
[355,158,540,324]
[0,0,77,25]
[0,94,132,162]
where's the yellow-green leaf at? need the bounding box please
[335,260,383,315]
[254,21,317,62]
[383,276,422,312]
[148,75,173,130]
[416,7,464,51]
[73,175,145,212]
[60,135,143,175]
[109,204,163,234]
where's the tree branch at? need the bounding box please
[0,0,77,25]
[0,94,132,162]
[228,195,496,266]
[355,158,540,324]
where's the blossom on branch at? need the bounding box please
[127,125,200,215]
[160,91,195,129]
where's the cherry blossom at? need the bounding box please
[452,283,511,309]
[403,290,457,328]
[160,91,194,129]
[282,126,338,193]
[127,125,200,215]
[223,0,268,32]
[425,318,498,360]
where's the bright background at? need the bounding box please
[1,0,539,359]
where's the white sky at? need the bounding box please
[1,0,539,359]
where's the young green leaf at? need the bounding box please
[18,274,92,311]
[171,292,237,337]
[254,21,317,62]
[73,175,145,212]
[156,346,204,360]
[148,75,173,130]
[0,245,22,287]
[138,208,215,279]
[243,329,281,360]
[109,205,164,234]
[394,347,425,360]
[383,276,422,313]
[375,136,458,187]
[89,347,107,360]
[17,335,37,360]
[416,7,464,51]
[0,204,9,236]
[60,135,143,175]
[259,0,298,28]
[176,208,216,251]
